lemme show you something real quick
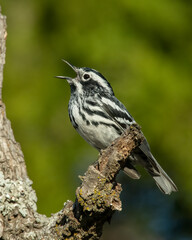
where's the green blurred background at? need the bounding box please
[1,0,192,239]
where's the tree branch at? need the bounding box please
[0,8,144,240]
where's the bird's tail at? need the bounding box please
[138,139,178,195]
[152,163,178,194]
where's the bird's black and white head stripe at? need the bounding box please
[80,67,115,96]
[56,60,178,195]
[56,60,114,96]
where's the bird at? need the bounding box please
[56,60,178,195]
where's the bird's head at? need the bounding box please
[56,60,114,96]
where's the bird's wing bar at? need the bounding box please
[101,102,125,132]
[99,95,134,132]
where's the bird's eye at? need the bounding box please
[83,74,90,80]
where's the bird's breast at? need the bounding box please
[69,98,121,150]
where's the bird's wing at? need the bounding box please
[96,94,141,179]
[96,94,177,194]
[98,94,135,131]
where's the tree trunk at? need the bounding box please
[0,8,143,240]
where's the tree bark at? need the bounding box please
[0,8,144,240]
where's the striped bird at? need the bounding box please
[56,60,178,194]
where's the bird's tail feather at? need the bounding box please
[138,139,178,194]
[152,164,178,194]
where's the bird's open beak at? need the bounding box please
[55,60,78,82]
[55,75,72,81]
[61,59,78,72]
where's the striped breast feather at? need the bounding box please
[99,95,135,130]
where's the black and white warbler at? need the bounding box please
[56,60,177,194]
